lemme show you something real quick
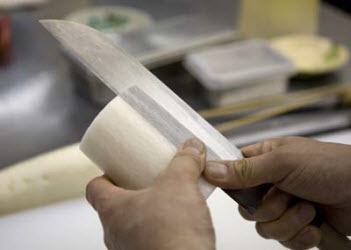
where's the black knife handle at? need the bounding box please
[223,184,272,215]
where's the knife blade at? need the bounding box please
[40,20,271,214]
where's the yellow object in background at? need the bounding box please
[240,0,320,38]
[272,35,350,74]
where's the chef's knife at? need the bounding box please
[40,19,271,213]
[41,20,350,250]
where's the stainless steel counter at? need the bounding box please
[0,1,350,168]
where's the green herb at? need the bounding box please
[88,13,128,31]
[324,42,340,62]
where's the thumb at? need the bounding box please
[86,175,129,213]
[155,138,207,186]
[204,152,292,189]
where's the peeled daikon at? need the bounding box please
[0,144,102,216]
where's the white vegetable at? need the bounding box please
[0,144,102,216]
[80,86,242,199]
[81,97,177,190]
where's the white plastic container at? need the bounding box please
[185,40,296,107]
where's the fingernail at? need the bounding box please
[206,163,228,179]
[183,138,205,155]
[298,204,315,222]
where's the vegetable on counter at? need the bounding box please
[324,42,340,62]
[88,13,129,31]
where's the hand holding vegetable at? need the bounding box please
[86,138,215,250]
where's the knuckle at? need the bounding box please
[170,153,203,181]
[175,153,202,168]
[254,141,265,155]
[268,200,286,219]
[261,140,275,153]
[292,203,316,227]
[261,138,283,153]
[230,159,253,188]
[260,202,285,222]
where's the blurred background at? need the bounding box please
[0,0,350,249]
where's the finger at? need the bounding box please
[86,175,127,213]
[204,151,292,189]
[241,138,287,157]
[156,138,207,185]
[239,187,293,222]
[281,226,322,250]
[256,202,316,242]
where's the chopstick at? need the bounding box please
[200,84,351,120]
[213,84,351,133]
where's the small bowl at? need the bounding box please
[271,34,350,76]
[65,5,154,36]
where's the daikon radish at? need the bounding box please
[0,144,102,216]
[81,86,243,199]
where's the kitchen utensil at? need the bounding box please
[199,83,350,119]
[211,84,351,133]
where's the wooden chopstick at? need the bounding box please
[200,84,351,119]
[199,95,289,119]
[214,84,351,133]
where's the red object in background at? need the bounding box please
[0,16,12,66]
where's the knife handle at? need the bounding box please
[223,184,272,215]
[223,185,351,250]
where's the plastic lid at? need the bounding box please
[185,40,296,91]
